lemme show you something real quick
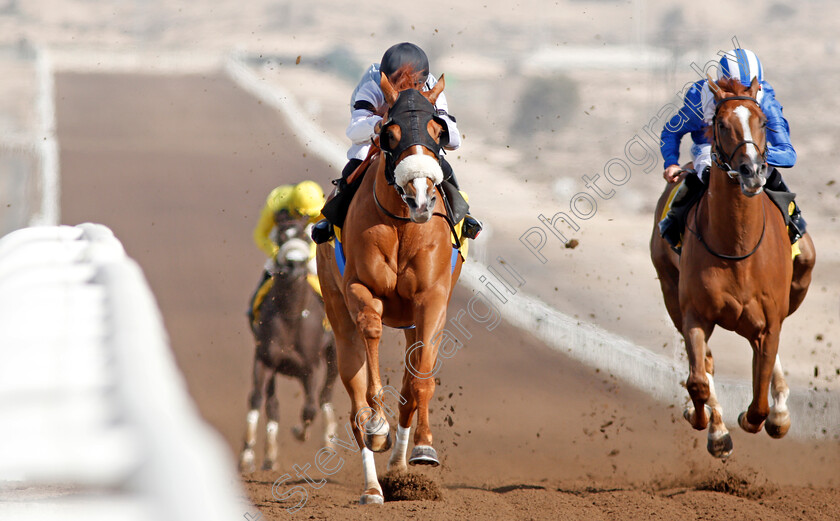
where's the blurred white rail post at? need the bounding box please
[0,224,249,521]
[32,47,59,227]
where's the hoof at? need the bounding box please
[261,459,277,471]
[291,424,309,442]
[738,411,765,434]
[408,445,440,467]
[765,412,791,439]
[706,432,734,459]
[364,431,392,453]
[239,449,256,474]
[359,490,384,505]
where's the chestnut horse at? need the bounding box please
[650,77,815,458]
[316,68,462,504]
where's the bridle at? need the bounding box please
[710,95,767,179]
[370,87,462,247]
[689,95,768,260]
[377,88,448,194]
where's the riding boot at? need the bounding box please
[658,171,706,253]
[441,158,482,239]
[765,168,807,243]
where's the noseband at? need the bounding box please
[378,88,447,190]
[711,95,766,178]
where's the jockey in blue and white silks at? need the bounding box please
[660,49,796,177]
[657,48,805,250]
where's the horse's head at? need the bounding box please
[379,66,447,223]
[272,210,307,244]
[273,237,311,280]
[707,76,767,197]
[270,212,311,277]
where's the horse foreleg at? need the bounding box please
[291,368,321,444]
[263,375,280,470]
[704,367,733,459]
[347,282,391,453]
[239,357,272,473]
[682,315,713,431]
[339,342,384,504]
[739,329,781,434]
[765,354,791,439]
[387,330,419,473]
[405,289,448,467]
[324,285,383,504]
[789,232,815,316]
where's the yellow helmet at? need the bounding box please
[290,180,325,218]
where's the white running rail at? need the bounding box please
[0,224,248,521]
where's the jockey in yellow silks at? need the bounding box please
[248,180,325,327]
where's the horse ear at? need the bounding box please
[381,72,399,105]
[748,76,761,98]
[426,74,445,105]
[707,74,724,101]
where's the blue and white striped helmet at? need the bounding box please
[717,49,763,86]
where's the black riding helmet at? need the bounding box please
[380,42,429,85]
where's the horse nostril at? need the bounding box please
[739,164,754,177]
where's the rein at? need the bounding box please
[372,177,463,250]
[686,192,767,261]
[711,95,766,177]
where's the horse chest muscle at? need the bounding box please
[688,267,787,332]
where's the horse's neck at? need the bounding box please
[371,158,411,220]
[272,274,309,317]
[702,167,765,246]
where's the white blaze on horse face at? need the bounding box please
[412,177,428,209]
[733,105,759,163]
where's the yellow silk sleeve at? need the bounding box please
[253,185,293,257]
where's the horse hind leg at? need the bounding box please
[765,355,791,439]
[789,232,815,316]
[319,343,339,448]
